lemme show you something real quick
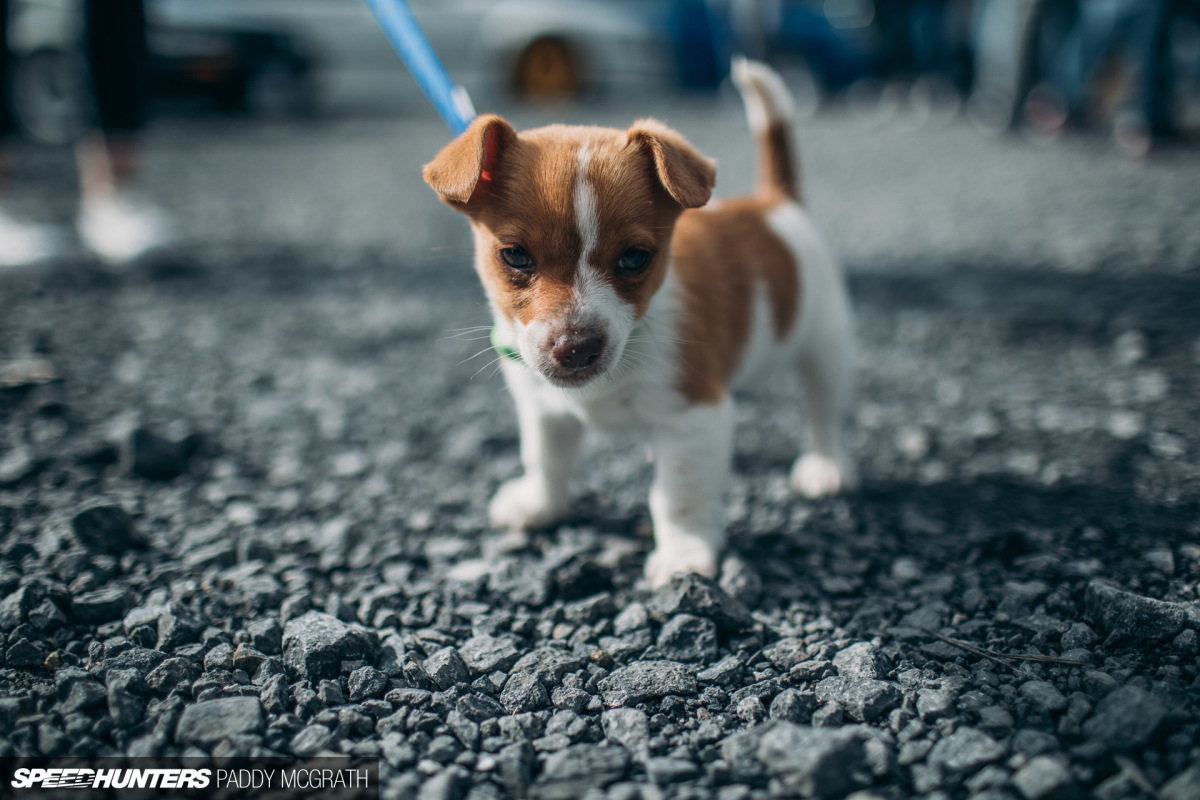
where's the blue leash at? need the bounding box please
[362,0,476,135]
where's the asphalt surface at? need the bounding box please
[1,93,1199,800]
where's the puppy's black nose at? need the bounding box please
[552,333,604,372]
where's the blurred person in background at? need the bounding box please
[702,0,776,62]
[0,0,175,269]
[1014,0,1181,155]
[909,0,976,95]
[874,0,919,78]
[867,0,976,114]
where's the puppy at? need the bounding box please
[424,59,855,587]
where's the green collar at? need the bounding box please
[491,326,524,364]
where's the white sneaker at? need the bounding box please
[77,190,177,265]
[0,206,69,268]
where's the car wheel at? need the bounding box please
[513,37,581,99]
[11,48,91,146]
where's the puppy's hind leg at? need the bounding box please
[791,282,856,498]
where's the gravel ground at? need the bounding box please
[1,95,1199,800]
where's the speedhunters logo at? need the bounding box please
[1,758,376,798]
[11,769,211,790]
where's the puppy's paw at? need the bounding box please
[644,540,718,589]
[488,476,567,531]
[790,453,854,498]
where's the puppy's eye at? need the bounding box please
[616,248,652,273]
[500,246,535,270]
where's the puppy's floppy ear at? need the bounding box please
[626,119,716,209]
[423,114,517,206]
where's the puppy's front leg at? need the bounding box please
[644,398,734,588]
[489,372,583,531]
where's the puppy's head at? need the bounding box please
[424,114,715,388]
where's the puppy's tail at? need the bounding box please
[731,57,801,203]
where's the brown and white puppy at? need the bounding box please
[424,59,855,587]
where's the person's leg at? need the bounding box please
[1,0,13,196]
[1,0,11,159]
[0,0,71,267]
[77,0,176,264]
[77,0,146,199]
[1052,8,1092,124]
[1013,0,1075,132]
[1113,0,1178,155]
[1066,0,1126,122]
[1011,0,1072,130]
[910,0,948,77]
[1137,0,1177,137]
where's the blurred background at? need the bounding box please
[4,0,1200,141]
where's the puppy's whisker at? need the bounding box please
[470,356,504,381]
[627,334,694,347]
[458,347,499,367]
[439,329,494,340]
[440,335,494,344]
[438,329,495,343]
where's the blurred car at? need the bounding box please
[149,20,314,117]
[6,0,316,144]
[153,0,681,111]
[6,0,90,144]
[6,0,894,138]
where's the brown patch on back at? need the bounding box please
[671,197,801,404]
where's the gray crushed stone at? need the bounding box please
[1,100,1198,800]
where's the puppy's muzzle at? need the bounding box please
[551,331,605,373]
